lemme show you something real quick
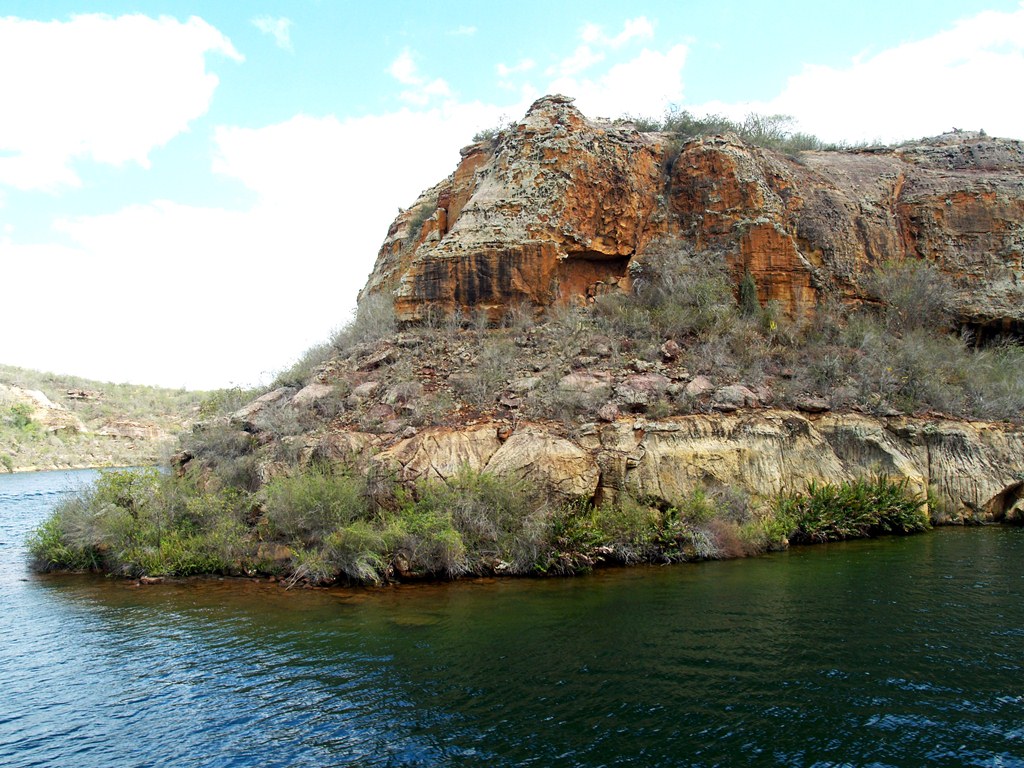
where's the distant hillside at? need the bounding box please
[0,364,214,472]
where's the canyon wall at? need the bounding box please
[362,95,1024,331]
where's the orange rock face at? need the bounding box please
[362,95,1024,329]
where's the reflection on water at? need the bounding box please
[2,470,1023,767]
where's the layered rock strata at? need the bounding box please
[363,95,1024,332]
[298,412,1022,525]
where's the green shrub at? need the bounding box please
[385,498,468,579]
[332,293,397,352]
[739,271,760,317]
[597,240,737,342]
[863,259,955,333]
[406,195,439,243]
[443,469,551,571]
[27,498,107,572]
[183,421,260,492]
[5,402,37,432]
[27,468,258,578]
[774,476,929,544]
[261,468,368,545]
[273,342,333,389]
[632,107,834,153]
[585,496,661,564]
[450,336,512,407]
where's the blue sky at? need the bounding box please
[2,1,1022,389]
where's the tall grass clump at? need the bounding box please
[261,467,369,543]
[773,476,929,544]
[331,293,397,352]
[593,240,737,343]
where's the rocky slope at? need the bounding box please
[195,95,1024,528]
[236,335,1024,526]
[364,95,1024,335]
[1,366,207,471]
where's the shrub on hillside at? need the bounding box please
[862,259,956,333]
[594,240,737,342]
[261,467,369,545]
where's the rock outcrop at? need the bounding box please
[0,385,84,434]
[363,95,1024,332]
[273,412,1024,525]
[201,95,1024,533]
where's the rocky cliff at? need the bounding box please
[363,95,1024,334]
[193,96,1024,531]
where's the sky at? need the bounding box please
[2,1,1023,390]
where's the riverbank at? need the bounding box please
[6,465,1021,768]
[28,465,933,585]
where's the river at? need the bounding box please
[1,469,1022,767]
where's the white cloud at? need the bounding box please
[0,14,242,192]
[448,25,477,36]
[251,15,293,52]
[387,48,420,85]
[497,58,536,77]
[387,48,453,105]
[695,5,1024,144]
[581,17,654,48]
[1,100,533,388]
[549,44,688,118]
[547,45,605,77]
[546,16,658,79]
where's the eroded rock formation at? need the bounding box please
[264,406,1024,524]
[363,95,1024,330]
[210,95,1024,532]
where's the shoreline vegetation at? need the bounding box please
[28,466,931,586]
[23,114,1024,586]
[24,239,1024,586]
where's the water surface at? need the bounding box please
[2,469,1023,767]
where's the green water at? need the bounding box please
[2,470,1023,766]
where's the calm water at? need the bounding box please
[1,470,1023,767]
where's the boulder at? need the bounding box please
[712,385,759,411]
[485,427,600,501]
[684,375,715,398]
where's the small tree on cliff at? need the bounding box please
[739,271,761,317]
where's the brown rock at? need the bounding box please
[291,383,335,408]
[597,402,620,422]
[485,427,600,501]
[558,371,612,394]
[361,97,1024,333]
[795,395,831,414]
[373,424,503,483]
[349,381,381,402]
[712,385,759,411]
[615,373,671,408]
[362,95,663,322]
[684,375,715,398]
[357,346,398,371]
[96,420,166,440]
[230,387,293,430]
[509,376,542,393]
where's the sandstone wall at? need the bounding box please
[293,412,1024,525]
[362,95,1024,330]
